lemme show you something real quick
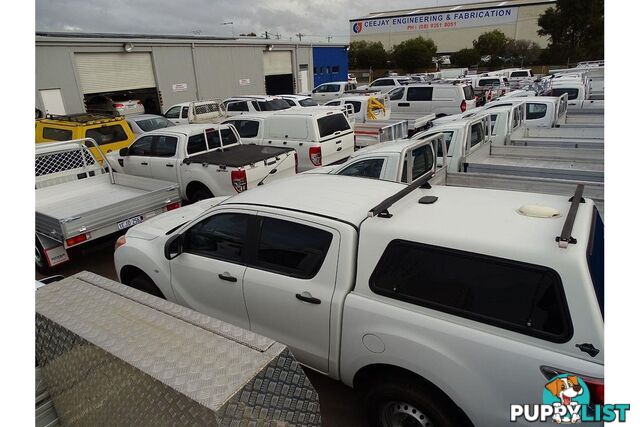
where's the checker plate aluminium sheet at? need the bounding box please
[35,272,321,426]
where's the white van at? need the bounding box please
[387,83,477,117]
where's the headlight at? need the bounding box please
[115,235,127,251]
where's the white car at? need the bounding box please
[348,73,358,85]
[223,95,291,116]
[85,94,145,116]
[126,114,176,134]
[115,173,604,427]
[277,94,318,107]
[308,81,357,102]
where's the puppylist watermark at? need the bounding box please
[510,374,630,423]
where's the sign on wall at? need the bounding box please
[350,7,518,35]
[239,78,251,86]
[172,83,188,92]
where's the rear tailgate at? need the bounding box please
[316,112,355,165]
[185,144,297,190]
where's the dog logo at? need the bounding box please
[543,374,590,424]
[352,21,363,33]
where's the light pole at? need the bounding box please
[222,21,234,37]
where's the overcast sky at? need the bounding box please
[36,0,495,43]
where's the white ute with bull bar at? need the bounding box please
[115,171,603,427]
[109,123,297,203]
[35,139,181,272]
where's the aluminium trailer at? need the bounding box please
[35,139,181,271]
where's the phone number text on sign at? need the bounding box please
[408,21,457,30]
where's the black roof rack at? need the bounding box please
[555,184,585,248]
[368,172,433,219]
[45,112,120,122]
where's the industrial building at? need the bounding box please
[349,0,556,53]
[35,32,347,116]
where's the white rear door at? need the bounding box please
[243,213,340,373]
[148,135,180,182]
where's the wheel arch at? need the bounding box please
[119,265,166,299]
[352,363,474,427]
[185,180,214,202]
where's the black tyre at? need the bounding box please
[189,187,214,203]
[364,377,463,427]
[129,274,165,299]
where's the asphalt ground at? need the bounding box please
[36,236,368,426]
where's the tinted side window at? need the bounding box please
[551,88,579,100]
[128,136,154,156]
[317,113,351,138]
[463,85,475,100]
[85,125,127,146]
[43,127,72,141]
[181,106,189,118]
[227,102,249,112]
[370,241,572,342]
[409,144,434,181]
[165,106,181,119]
[187,133,207,154]
[209,128,238,147]
[184,213,249,263]
[153,135,178,157]
[469,122,484,148]
[255,217,333,279]
[227,120,259,138]
[372,79,393,87]
[407,87,433,101]
[526,103,547,120]
[338,158,384,178]
[345,101,362,113]
[389,88,404,100]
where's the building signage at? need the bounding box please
[172,83,188,92]
[239,78,251,86]
[350,7,518,34]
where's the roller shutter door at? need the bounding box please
[75,53,156,94]
[263,51,292,76]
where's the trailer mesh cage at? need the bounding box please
[35,149,97,177]
[194,103,221,115]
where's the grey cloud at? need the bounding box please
[37,0,494,43]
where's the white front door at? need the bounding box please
[170,211,255,329]
[39,89,66,115]
[242,213,339,373]
[122,135,153,177]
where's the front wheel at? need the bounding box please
[128,274,166,299]
[364,379,462,427]
[189,187,214,203]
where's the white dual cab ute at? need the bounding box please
[306,81,358,103]
[115,172,604,427]
[164,100,227,125]
[223,95,292,116]
[420,111,604,211]
[35,139,181,272]
[109,124,297,203]
[221,108,354,171]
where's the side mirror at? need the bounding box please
[119,147,129,156]
[164,234,183,260]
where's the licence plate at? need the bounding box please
[117,215,144,230]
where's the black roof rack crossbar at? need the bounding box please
[368,172,433,219]
[555,184,585,248]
